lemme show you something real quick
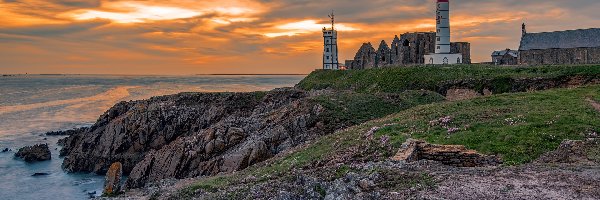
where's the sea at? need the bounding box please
[0,74,305,200]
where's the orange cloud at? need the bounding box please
[1,0,600,75]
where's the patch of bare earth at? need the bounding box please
[586,98,600,112]
[419,164,600,200]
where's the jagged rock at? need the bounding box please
[15,144,51,162]
[46,127,88,136]
[103,162,123,195]
[392,139,502,167]
[59,88,349,189]
[2,148,9,152]
[537,139,600,164]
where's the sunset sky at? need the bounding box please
[1,0,600,75]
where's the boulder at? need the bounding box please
[103,162,123,196]
[32,172,50,176]
[15,144,51,162]
[2,148,9,152]
[391,139,502,167]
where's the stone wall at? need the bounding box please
[519,47,600,65]
[492,54,517,65]
[348,43,376,70]
[450,42,471,64]
[375,40,391,67]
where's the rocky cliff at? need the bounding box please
[58,88,437,189]
[59,88,324,188]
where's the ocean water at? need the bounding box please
[0,74,305,200]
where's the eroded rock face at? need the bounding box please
[15,144,51,162]
[104,162,123,195]
[124,90,327,188]
[392,139,502,167]
[59,88,341,188]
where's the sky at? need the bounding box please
[1,0,600,75]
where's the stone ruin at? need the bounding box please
[392,139,501,167]
[346,32,471,69]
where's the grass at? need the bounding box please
[174,85,600,198]
[297,65,600,94]
[375,86,600,165]
[311,90,445,129]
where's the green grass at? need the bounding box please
[312,90,445,129]
[297,65,600,94]
[375,86,600,165]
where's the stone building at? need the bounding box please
[491,49,518,65]
[348,43,376,70]
[519,24,600,65]
[346,32,470,69]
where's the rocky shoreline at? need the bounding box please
[57,87,440,191]
[51,71,600,198]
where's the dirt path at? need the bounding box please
[586,98,600,112]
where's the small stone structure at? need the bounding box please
[14,144,51,162]
[519,24,600,65]
[491,49,518,65]
[392,139,501,167]
[103,162,123,196]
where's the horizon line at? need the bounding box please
[1,73,309,76]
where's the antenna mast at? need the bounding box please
[329,10,335,30]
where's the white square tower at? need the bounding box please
[323,12,339,70]
[424,0,463,65]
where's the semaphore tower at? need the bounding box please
[323,11,339,70]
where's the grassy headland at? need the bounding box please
[297,65,600,94]
[170,65,600,199]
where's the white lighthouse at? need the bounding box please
[424,0,463,65]
[323,11,339,70]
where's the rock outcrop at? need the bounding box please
[392,139,502,167]
[46,127,88,136]
[537,139,600,164]
[15,144,51,162]
[59,88,348,188]
[104,162,123,195]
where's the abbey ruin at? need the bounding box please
[345,32,471,69]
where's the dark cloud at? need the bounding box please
[0,20,109,37]
[1,0,600,74]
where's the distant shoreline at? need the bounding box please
[198,74,308,76]
[1,74,308,76]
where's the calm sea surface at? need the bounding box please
[0,74,305,200]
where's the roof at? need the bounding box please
[519,28,600,51]
[492,49,518,57]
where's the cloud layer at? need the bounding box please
[1,0,600,74]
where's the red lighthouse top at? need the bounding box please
[437,0,449,2]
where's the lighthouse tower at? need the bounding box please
[323,11,339,70]
[424,0,462,65]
